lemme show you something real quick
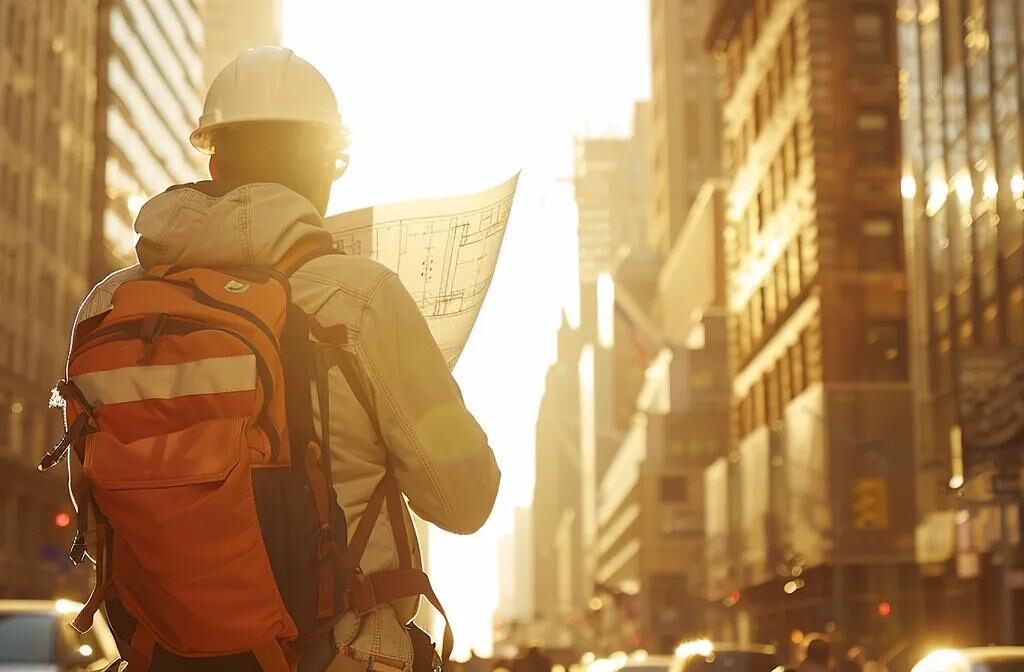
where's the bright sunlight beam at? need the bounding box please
[283,0,649,656]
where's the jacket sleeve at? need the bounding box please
[354,272,500,534]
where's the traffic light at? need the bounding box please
[54,512,71,528]
[876,601,892,617]
[852,477,889,530]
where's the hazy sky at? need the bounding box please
[283,0,650,656]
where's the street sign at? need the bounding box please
[956,348,1024,462]
[852,477,890,530]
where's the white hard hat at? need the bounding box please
[191,46,346,155]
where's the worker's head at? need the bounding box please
[805,639,831,665]
[191,47,348,215]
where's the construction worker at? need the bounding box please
[70,47,500,671]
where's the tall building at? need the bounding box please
[573,105,652,648]
[533,314,584,648]
[898,0,1024,642]
[592,182,732,653]
[575,103,651,335]
[706,0,917,650]
[648,0,723,257]
[92,0,206,274]
[202,0,282,86]
[0,0,98,598]
[494,507,535,651]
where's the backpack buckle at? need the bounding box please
[348,572,377,616]
[38,413,91,472]
[316,523,333,560]
[68,530,89,566]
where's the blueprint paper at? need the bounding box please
[324,174,519,369]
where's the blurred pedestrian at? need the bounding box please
[464,649,491,672]
[798,638,832,672]
[514,647,553,672]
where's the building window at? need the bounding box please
[751,291,764,342]
[865,321,907,380]
[776,256,790,313]
[660,508,702,536]
[660,476,688,503]
[753,379,766,427]
[803,325,822,383]
[746,117,757,163]
[757,83,771,133]
[789,21,799,78]
[742,11,756,58]
[759,188,772,227]
[942,1,964,74]
[728,40,744,95]
[765,369,780,422]
[737,309,751,359]
[769,61,782,106]
[763,276,777,326]
[750,197,761,236]
[782,239,798,301]
[801,227,819,284]
[779,350,793,404]
[755,0,771,26]
[856,110,895,164]
[739,395,753,436]
[736,211,749,257]
[774,156,786,204]
[852,5,889,63]
[781,24,795,82]
[861,215,900,270]
[791,124,803,177]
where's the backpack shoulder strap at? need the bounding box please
[275,235,339,277]
[310,328,454,666]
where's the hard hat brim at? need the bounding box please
[190,118,349,155]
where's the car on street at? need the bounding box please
[0,600,118,671]
[669,641,781,672]
[911,648,1024,672]
[618,654,674,672]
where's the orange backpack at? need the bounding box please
[40,237,451,671]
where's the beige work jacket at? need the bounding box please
[72,182,500,669]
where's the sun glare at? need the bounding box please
[283,0,649,656]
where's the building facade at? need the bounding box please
[92,0,206,274]
[706,0,918,652]
[495,507,535,653]
[591,181,731,654]
[201,0,282,87]
[575,103,651,335]
[584,165,730,653]
[897,0,1024,644]
[648,0,723,258]
[0,0,98,598]
[573,106,653,640]
[533,315,585,649]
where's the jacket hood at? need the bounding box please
[134,181,333,270]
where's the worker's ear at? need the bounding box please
[209,155,220,180]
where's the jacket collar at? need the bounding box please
[134,181,333,271]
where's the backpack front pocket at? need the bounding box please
[83,417,297,656]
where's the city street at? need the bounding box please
[2,0,1024,670]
